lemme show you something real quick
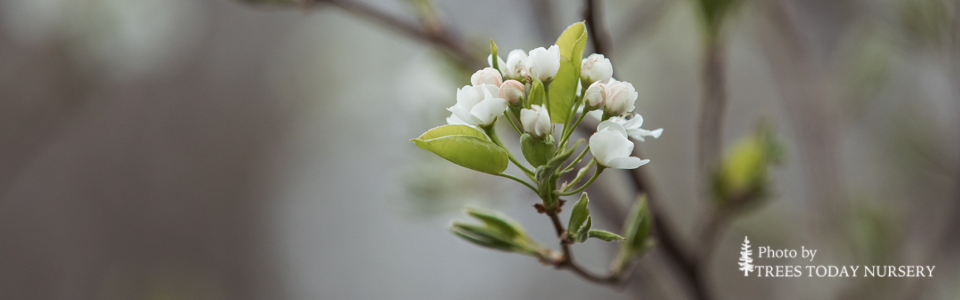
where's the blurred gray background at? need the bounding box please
[1,0,958,299]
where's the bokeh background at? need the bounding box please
[1,0,958,299]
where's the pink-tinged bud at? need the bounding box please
[470,67,503,87]
[499,80,525,105]
[583,81,607,110]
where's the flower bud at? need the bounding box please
[520,105,552,139]
[583,81,607,110]
[471,67,503,87]
[525,45,561,82]
[603,80,638,116]
[503,49,528,80]
[581,53,613,84]
[499,80,525,105]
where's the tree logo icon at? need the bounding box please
[739,236,754,276]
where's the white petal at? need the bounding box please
[455,85,483,109]
[446,113,469,125]
[607,157,648,169]
[597,120,628,138]
[623,114,644,129]
[470,97,508,125]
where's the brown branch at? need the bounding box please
[538,205,622,285]
[584,0,613,57]
[310,0,484,70]
[697,38,727,176]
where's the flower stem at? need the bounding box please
[494,172,538,193]
[483,124,535,179]
[504,108,524,136]
[561,146,590,174]
[559,162,603,196]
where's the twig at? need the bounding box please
[310,0,484,70]
[584,0,613,57]
[544,208,621,285]
[697,38,727,176]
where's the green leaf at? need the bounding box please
[528,78,546,107]
[464,207,524,238]
[567,192,591,234]
[451,222,515,252]
[589,230,625,242]
[520,133,555,167]
[548,22,588,124]
[576,216,592,243]
[490,39,500,71]
[413,125,509,174]
[621,195,653,257]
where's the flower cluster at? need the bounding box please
[446,49,663,170]
[413,23,662,277]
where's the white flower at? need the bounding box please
[446,112,469,125]
[499,80,525,105]
[448,84,507,126]
[603,79,638,116]
[581,53,613,84]
[589,120,649,169]
[608,115,663,142]
[520,105,552,138]
[583,81,607,110]
[525,45,561,82]
[471,67,503,86]
[503,49,528,80]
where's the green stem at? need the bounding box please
[561,146,590,174]
[567,158,596,187]
[504,108,523,136]
[561,83,588,141]
[494,173,538,193]
[483,124,535,178]
[559,105,589,148]
[558,165,604,196]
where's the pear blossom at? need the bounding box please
[520,105,552,138]
[503,49,529,80]
[448,84,507,127]
[525,46,561,82]
[608,115,663,142]
[603,79,638,116]
[499,80,525,105]
[581,53,613,84]
[471,67,503,86]
[583,81,607,110]
[589,120,649,169]
[446,112,469,125]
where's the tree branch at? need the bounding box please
[584,0,613,57]
[310,0,484,70]
[543,207,622,285]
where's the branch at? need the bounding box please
[543,207,622,285]
[697,38,727,177]
[310,0,484,70]
[584,0,613,57]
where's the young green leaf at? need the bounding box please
[588,230,625,242]
[620,195,653,257]
[548,22,588,124]
[576,216,592,243]
[412,125,510,174]
[567,192,591,235]
[464,207,525,238]
[490,39,500,71]
[520,133,555,167]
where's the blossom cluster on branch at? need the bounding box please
[411,22,664,281]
